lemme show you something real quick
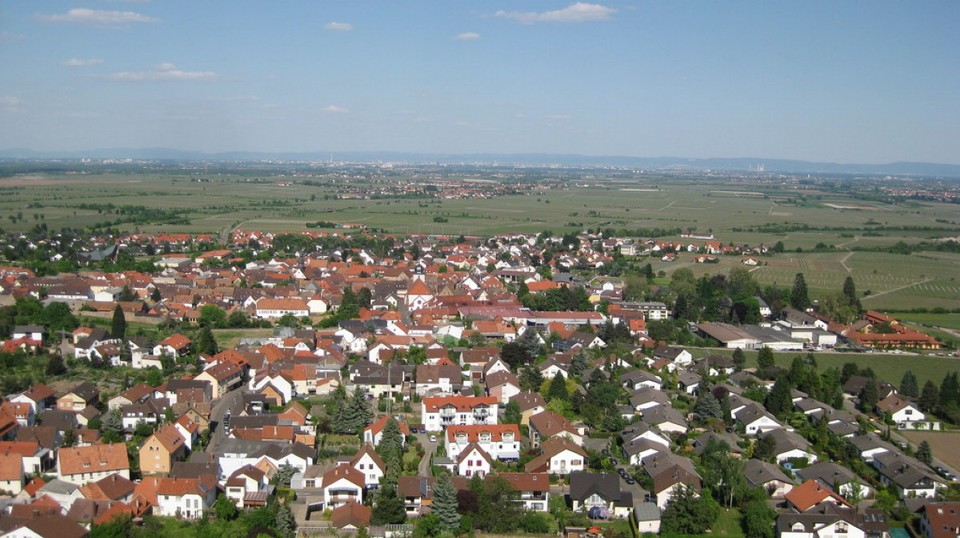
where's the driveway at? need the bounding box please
[415,432,437,477]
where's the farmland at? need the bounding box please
[0,167,958,312]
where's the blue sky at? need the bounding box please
[1,1,958,163]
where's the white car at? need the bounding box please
[429,435,437,443]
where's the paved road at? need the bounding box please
[197,387,245,459]
[416,432,438,477]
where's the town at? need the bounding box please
[0,218,957,538]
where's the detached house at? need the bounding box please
[140,424,188,475]
[525,437,587,475]
[153,475,219,519]
[57,382,100,412]
[58,443,130,485]
[875,394,925,428]
[445,424,521,462]
[195,362,243,398]
[321,465,365,509]
[153,333,192,358]
[569,472,633,519]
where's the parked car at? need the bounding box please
[429,435,437,443]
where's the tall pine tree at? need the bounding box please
[791,273,810,310]
[432,475,461,529]
[900,370,919,398]
[111,304,127,339]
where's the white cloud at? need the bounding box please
[38,8,159,27]
[455,32,481,41]
[0,32,26,42]
[324,22,353,32]
[63,58,104,67]
[494,2,616,23]
[109,63,219,81]
[0,95,24,113]
[323,105,349,114]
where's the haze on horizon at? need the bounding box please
[1,1,958,165]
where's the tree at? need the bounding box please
[227,309,250,328]
[791,273,810,310]
[40,302,78,335]
[46,354,66,376]
[111,304,126,339]
[842,276,862,313]
[274,502,295,538]
[570,349,588,378]
[371,483,407,525]
[519,366,544,393]
[199,304,227,328]
[432,475,461,529]
[917,440,933,466]
[516,328,543,359]
[753,434,777,462]
[195,326,219,356]
[378,417,405,482]
[503,400,521,425]
[765,375,793,418]
[213,493,239,521]
[900,370,919,398]
[743,495,777,538]
[860,378,879,413]
[920,380,940,413]
[660,484,720,535]
[500,342,530,369]
[732,348,746,370]
[701,440,747,508]
[757,346,775,372]
[547,372,568,402]
[693,391,723,421]
[647,319,675,342]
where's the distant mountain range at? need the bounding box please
[2,147,959,178]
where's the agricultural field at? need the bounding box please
[900,431,960,471]
[0,170,958,310]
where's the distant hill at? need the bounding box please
[1,147,958,178]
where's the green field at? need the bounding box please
[897,313,960,331]
[1,172,958,309]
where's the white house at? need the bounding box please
[348,444,385,489]
[153,475,218,519]
[445,424,521,462]
[455,443,493,478]
[421,395,498,432]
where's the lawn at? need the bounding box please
[897,313,960,331]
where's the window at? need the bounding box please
[836,522,848,533]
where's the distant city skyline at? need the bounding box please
[1,1,958,164]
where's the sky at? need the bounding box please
[1,1,959,164]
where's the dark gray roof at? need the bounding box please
[569,472,623,502]
[744,459,794,488]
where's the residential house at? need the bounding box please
[511,391,546,426]
[569,472,634,519]
[919,502,960,538]
[57,382,100,412]
[321,465,365,510]
[363,416,411,447]
[875,394,925,428]
[497,472,550,512]
[420,395,498,431]
[525,437,587,475]
[784,480,850,512]
[528,411,581,448]
[348,444,386,489]
[194,362,243,398]
[57,443,130,485]
[139,424,188,475]
[153,334,192,358]
[153,474,219,519]
[743,459,795,499]
[873,452,943,498]
[797,461,872,500]
[331,501,372,531]
[445,424,521,462]
[455,443,493,477]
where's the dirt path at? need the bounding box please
[839,251,854,273]
[862,278,933,301]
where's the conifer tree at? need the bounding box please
[547,372,568,402]
[900,370,919,398]
[920,380,940,413]
[432,475,461,529]
[111,304,126,339]
[791,273,810,310]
